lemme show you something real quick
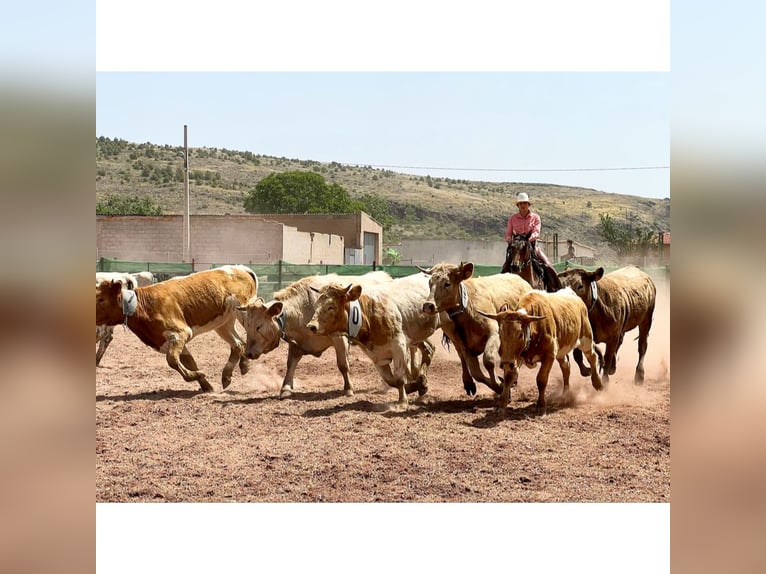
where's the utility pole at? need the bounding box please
[182,125,190,262]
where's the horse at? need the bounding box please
[501,232,560,292]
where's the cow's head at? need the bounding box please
[557,267,604,310]
[237,297,284,359]
[420,262,474,314]
[96,280,127,326]
[306,283,362,336]
[479,306,545,382]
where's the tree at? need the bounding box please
[244,171,357,214]
[598,213,656,256]
[383,248,401,265]
[355,193,394,230]
[97,194,163,216]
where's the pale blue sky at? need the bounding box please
[97,72,669,198]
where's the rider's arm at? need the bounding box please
[529,213,541,242]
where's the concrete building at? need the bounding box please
[252,212,383,265]
[96,214,346,266]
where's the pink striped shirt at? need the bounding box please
[505,211,541,242]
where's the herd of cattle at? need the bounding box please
[96,262,657,415]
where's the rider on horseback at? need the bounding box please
[504,192,561,291]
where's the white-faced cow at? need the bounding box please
[558,265,656,385]
[95,271,154,366]
[480,288,603,415]
[419,262,532,396]
[96,265,258,392]
[306,273,440,410]
[237,271,392,398]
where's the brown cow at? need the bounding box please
[419,262,532,396]
[237,271,392,398]
[96,265,258,392]
[306,273,440,410]
[558,265,656,385]
[480,288,603,415]
[95,271,154,366]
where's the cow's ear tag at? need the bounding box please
[460,283,469,309]
[122,289,138,317]
[590,282,598,304]
[348,300,362,338]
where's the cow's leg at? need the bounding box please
[179,345,199,371]
[416,339,435,396]
[96,326,113,366]
[580,340,604,391]
[572,347,592,377]
[557,353,571,395]
[165,332,212,392]
[215,322,245,390]
[601,336,620,385]
[535,356,555,415]
[498,366,519,413]
[390,342,410,409]
[635,306,654,385]
[331,335,354,396]
[280,342,305,398]
[234,314,251,375]
[404,340,433,397]
[442,325,477,395]
[481,333,504,392]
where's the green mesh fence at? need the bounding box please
[97,257,669,300]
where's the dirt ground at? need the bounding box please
[96,283,670,503]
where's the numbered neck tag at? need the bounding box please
[589,282,599,311]
[122,289,137,317]
[348,299,362,339]
[276,310,288,340]
[122,288,137,327]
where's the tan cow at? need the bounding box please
[558,265,656,385]
[237,271,392,398]
[95,271,154,366]
[306,273,440,410]
[480,288,603,415]
[96,265,258,392]
[419,262,532,396]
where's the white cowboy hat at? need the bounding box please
[516,192,532,205]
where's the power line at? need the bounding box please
[347,163,669,173]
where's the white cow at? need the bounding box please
[307,273,440,410]
[238,271,392,398]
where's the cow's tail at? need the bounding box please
[441,334,452,353]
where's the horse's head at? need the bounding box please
[507,232,533,274]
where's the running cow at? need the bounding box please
[95,271,154,366]
[237,271,392,398]
[306,273,440,410]
[480,288,603,415]
[419,262,532,397]
[557,265,656,385]
[96,265,258,392]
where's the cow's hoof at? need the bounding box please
[464,381,477,396]
[344,388,354,397]
[279,387,293,399]
[198,379,214,393]
[222,377,232,390]
[239,359,251,376]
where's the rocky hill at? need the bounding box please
[96,137,670,261]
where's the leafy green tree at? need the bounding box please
[97,194,163,216]
[598,213,656,256]
[244,171,356,214]
[354,193,394,230]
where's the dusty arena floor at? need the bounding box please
[96,286,670,503]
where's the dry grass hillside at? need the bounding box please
[96,137,670,260]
